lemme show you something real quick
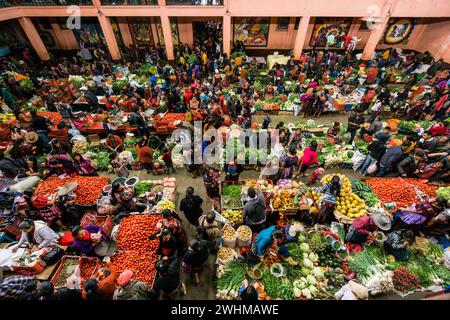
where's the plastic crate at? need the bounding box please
[87,134,101,147]
[50,255,100,288]
[80,213,114,236]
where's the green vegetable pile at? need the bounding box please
[355,140,369,155]
[216,261,248,293]
[221,185,242,198]
[112,79,128,91]
[135,181,155,196]
[95,151,111,172]
[187,54,199,65]
[351,180,379,207]
[308,232,327,252]
[18,78,35,92]
[261,269,284,299]
[436,186,450,200]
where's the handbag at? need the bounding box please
[41,246,64,266]
[367,162,378,174]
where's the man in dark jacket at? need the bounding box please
[82,87,98,111]
[360,136,388,176]
[243,187,266,233]
[127,107,147,137]
[150,257,186,299]
[376,141,410,177]
[346,110,364,145]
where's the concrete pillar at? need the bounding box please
[223,14,231,58]
[18,17,50,61]
[293,16,310,60]
[361,0,394,60]
[435,35,450,61]
[160,15,174,61]
[98,14,121,61]
[118,18,133,47]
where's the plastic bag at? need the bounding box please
[351,150,367,171]
[10,176,41,193]
[367,162,378,174]
[41,246,64,266]
[270,263,286,278]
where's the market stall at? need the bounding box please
[152,113,186,134]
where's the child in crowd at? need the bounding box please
[307,167,325,186]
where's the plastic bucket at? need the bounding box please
[102,184,112,196]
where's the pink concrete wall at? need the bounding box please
[266,17,297,49]
[49,20,79,50]
[413,19,450,62]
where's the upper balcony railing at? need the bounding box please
[0,0,92,7]
[100,0,157,5]
[166,0,223,5]
[0,0,223,7]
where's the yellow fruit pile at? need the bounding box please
[222,209,243,224]
[271,190,295,210]
[157,199,175,211]
[0,113,15,123]
[336,193,367,218]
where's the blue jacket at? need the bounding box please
[256,226,276,256]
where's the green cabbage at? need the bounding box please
[303,258,313,268]
[300,243,310,252]
[306,275,317,285]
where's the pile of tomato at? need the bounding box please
[36,176,110,205]
[79,259,98,279]
[37,112,63,130]
[365,178,437,208]
[113,214,161,285]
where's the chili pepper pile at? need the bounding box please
[392,268,420,292]
[365,178,437,208]
[79,259,98,279]
[36,176,110,205]
[113,214,161,285]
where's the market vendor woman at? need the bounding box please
[251,225,297,266]
[345,213,392,244]
[394,197,448,228]
[9,219,59,252]
[71,225,108,256]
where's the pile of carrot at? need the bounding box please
[113,214,161,285]
[36,176,110,205]
[365,178,437,208]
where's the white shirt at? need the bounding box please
[129,80,143,89]
[371,101,382,112]
[93,75,105,87]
